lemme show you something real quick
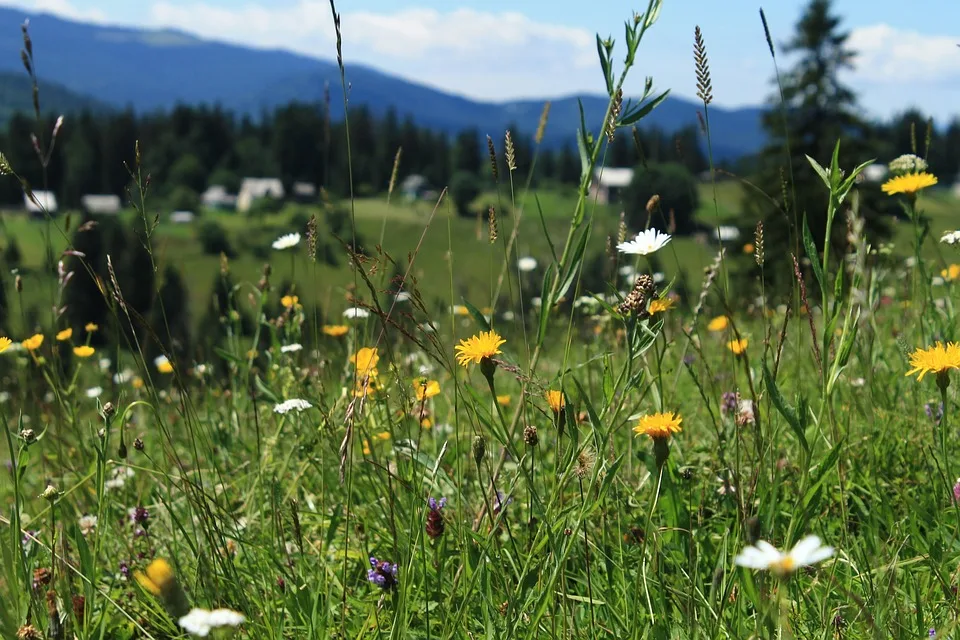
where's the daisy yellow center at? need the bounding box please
[772,556,795,575]
[905,342,960,381]
[633,412,683,440]
[455,330,506,367]
[881,171,938,196]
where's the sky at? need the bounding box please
[6,0,960,121]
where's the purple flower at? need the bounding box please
[428,497,447,511]
[21,529,39,550]
[493,491,513,517]
[130,506,150,526]
[426,497,446,539]
[953,479,960,504]
[367,556,398,591]
[682,354,696,366]
[720,392,739,416]
[926,402,944,425]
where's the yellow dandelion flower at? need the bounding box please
[56,328,72,341]
[73,345,95,358]
[545,389,565,414]
[134,559,176,597]
[707,316,729,332]
[414,378,441,401]
[633,412,683,440]
[941,264,960,281]
[0,337,10,353]
[84,322,99,333]
[351,347,380,377]
[881,171,938,196]
[22,334,43,351]
[905,342,960,382]
[727,338,748,355]
[323,324,349,337]
[281,295,300,309]
[648,298,675,314]
[455,330,505,367]
[496,394,511,406]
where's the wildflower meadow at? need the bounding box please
[2,1,960,638]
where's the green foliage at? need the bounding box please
[624,162,700,234]
[196,220,234,257]
[167,185,200,213]
[3,238,21,268]
[449,171,481,217]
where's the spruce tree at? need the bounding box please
[149,265,191,367]
[63,213,110,342]
[744,0,891,291]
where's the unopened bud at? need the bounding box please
[102,402,115,418]
[472,435,486,465]
[39,484,60,501]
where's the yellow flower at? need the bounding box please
[134,559,176,597]
[56,328,72,341]
[353,378,378,397]
[73,346,95,358]
[881,171,938,196]
[633,412,683,440]
[941,264,960,281]
[323,324,349,337]
[362,439,371,455]
[157,361,174,374]
[455,330,506,367]
[281,295,300,309]
[707,316,729,332]
[132,376,144,389]
[0,337,10,353]
[22,334,43,351]
[414,378,441,401]
[351,347,380,378]
[648,297,675,314]
[727,338,748,355]
[743,243,755,254]
[451,304,469,316]
[545,389,565,414]
[375,431,391,440]
[420,417,433,429]
[84,323,99,333]
[905,342,960,382]
[496,394,512,406]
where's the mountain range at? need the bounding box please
[0,6,765,159]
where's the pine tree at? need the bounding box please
[149,265,191,367]
[63,213,110,343]
[745,0,891,290]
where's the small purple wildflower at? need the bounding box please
[720,392,739,416]
[119,560,131,579]
[426,497,447,539]
[925,402,944,425]
[953,479,960,504]
[130,506,150,526]
[21,529,39,550]
[367,556,398,591]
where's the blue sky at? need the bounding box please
[8,0,960,121]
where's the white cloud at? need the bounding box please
[849,24,960,83]
[9,0,109,23]
[145,2,598,99]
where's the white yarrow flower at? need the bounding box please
[274,399,312,415]
[616,228,672,256]
[734,535,834,576]
[272,232,301,250]
[343,307,370,319]
[941,230,960,245]
[280,343,303,353]
[179,607,246,637]
[517,256,538,272]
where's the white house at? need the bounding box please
[714,225,741,243]
[24,190,58,215]
[201,185,237,210]
[292,181,317,201]
[237,177,285,213]
[170,210,195,224]
[588,168,634,205]
[401,174,429,202]
[81,194,122,215]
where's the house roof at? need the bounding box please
[81,194,122,213]
[239,177,284,198]
[593,168,634,188]
[24,190,57,212]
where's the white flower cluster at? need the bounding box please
[179,607,246,637]
[941,230,960,245]
[888,153,928,175]
[273,398,313,415]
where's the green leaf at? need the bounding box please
[535,194,559,265]
[536,266,554,347]
[806,154,830,189]
[595,35,614,95]
[462,298,492,333]
[619,89,670,126]
[801,214,825,294]
[763,362,809,453]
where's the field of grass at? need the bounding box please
[5,10,960,639]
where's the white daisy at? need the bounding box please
[98,357,112,371]
[517,256,538,272]
[395,291,412,302]
[78,514,98,536]
[280,343,303,353]
[153,355,170,368]
[179,608,246,637]
[86,386,103,399]
[343,307,370,320]
[273,399,313,415]
[941,230,960,245]
[272,232,301,251]
[113,368,134,384]
[616,228,672,255]
[734,535,834,576]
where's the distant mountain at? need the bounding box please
[0,70,108,123]
[0,6,764,159]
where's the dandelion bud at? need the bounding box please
[19,428,35,445]
[102,402,115,418]
[39,484,60,501]
[472,435,486,465]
